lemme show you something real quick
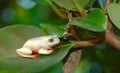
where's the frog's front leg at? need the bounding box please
[38,48,55,55]
[16,47,39,58]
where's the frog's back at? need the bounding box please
[23,37,43,47]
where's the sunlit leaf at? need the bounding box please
[39,23,65,37]
[107,3,120,29]
[69,8,107,32]
[52,0,89,11]
[0,25,74,73]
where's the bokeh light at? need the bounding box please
[90,62,102,73]
[1,8,15,23]
[16,0,36,9]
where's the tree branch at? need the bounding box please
[105,21,120,50]
[74,39,101,48]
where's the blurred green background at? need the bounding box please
[0,0,67,27]
[0,0,120,73]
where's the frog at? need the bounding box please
[16,35,60,58]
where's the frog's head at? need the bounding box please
[45,35,60,48]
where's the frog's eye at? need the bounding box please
[48,38,54,43]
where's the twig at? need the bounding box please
[68,11,72,21]
[46,0,66,19]
[63,12,79,40]
[106,0,110,5]
[72,0,87,16]
[99,0,104,9]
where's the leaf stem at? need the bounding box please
[72,0,86,16]
[68,11,72,22]
[46,0,66,19]
[99,0,104,9]
[72,0,82,13]
[106,0,110,5]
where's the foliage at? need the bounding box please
[0,0,120,73]
[0,25,74,73]
[52,0,89,11]
[39,23,65,37]
[107,3,120,29]
[73,44,120,73]
[69,9,107,32]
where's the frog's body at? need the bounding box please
[16,35,60,58]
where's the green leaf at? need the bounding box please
[42,62,64,73]
[73,44,120,73]
[0,25,74,73]
[39,23,65,37]
[52,0,89,11]
[69,9,107,32]
[107,3,120,29]
[0,25,46,58]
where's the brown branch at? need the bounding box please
[105,21,120,50]
[106,0,110,5]
[63,25,80,41]
[63,49,82,73]
[64,24,102,48]
[74,39,101,48]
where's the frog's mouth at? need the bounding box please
[46,44,61,50]
[47,44,63,50]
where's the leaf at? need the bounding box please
[42,62,64,73]
[39,23,65,37]
[0,62,64,73]
[0,25,74,73]
[69,8,107,32]
[0,44,73,73]
[52,0,89,11]
[107,3,120,29]
[73,43,120,73]
[0,25,46,58]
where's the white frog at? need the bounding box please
[16,35,60,58]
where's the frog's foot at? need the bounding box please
[16,48,39,58]
[38,48,54,55]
